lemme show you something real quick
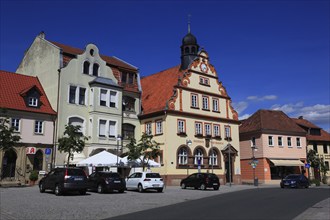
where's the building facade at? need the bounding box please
[140,30,241,186]
[293,116,330,182]
[16,32,141,167]
[0,71,56,185]
[239,110,307,184]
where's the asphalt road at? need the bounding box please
[109,188,330,220]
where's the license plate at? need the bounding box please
[213,183,218,185]
[284,183,289,185]
[74,178,83,181]
[152,184,159,187]
[114,181,121,183]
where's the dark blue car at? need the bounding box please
[280,174,309,189]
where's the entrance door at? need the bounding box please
[1,149,17,179]
[225,160,232,183]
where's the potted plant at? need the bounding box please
[29,170,39,186]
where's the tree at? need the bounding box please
[0,113,21,151]
[58,124,88,166]
[125,133,160,171]
[307,149,327,181]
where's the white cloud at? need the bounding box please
[247,95,278,101]
[239,114,251,120]
[232,101,248,115]
[271,103,330,130]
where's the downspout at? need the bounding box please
[52,68,61,168]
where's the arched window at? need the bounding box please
[185,47,189,54]
[178,147,188,165]
[122,123,135,140]
[93,63,99,76]
[1,149,17,178]
[33,150,43,171]
[68,117,84,135]
[209,149,218,166]
[191,47,196,54]
[194,148,203,165]
[83,61,90,74]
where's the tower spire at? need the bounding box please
[188,14,191,33]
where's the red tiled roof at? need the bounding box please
[49,41,138,71]
[0,70,56,115]
[292,118,330,141]
[239,109,306,134]
[141,65,183,114]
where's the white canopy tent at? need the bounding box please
[121,156,161,167]
[76,150,123,167]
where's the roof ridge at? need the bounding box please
[141,65,181,78]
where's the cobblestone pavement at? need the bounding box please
[0,184,329,220]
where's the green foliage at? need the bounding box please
[29,170,39,181]
[310,178,321,186]
[125,133,160,171]
[0,110,21,150]
[58,124,88,166]
[307,149,320,168]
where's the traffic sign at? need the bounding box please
[305,163,311,168]
[45,148,52,155]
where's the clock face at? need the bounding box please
[201,63,207,72]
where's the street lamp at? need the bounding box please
[186,139,192,176]
[116,135,122,168]
[251,145,258,186]
[227,143,232,187]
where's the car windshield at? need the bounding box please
[284,175,300,180]
[100,172,120,178]
[146,173,161,178]
[67,169,85,176]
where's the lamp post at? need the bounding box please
[116,135,122,168]
[186,139,192,176]
[211,148,214,174]
[251,145,258,186]
[228,143,232,187]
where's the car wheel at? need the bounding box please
[181,183,186,189]
[214,186,219,190]
[79,189,87,195]
[119,189,125,193]
[97,184,104,194]
[138,184,144,193]
[157,188,163,193]
[39,183,45,193]
[55,184,62,196]
[200,183,206,190]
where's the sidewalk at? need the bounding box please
[293,197,330,220]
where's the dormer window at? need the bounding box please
[121,72,136,85]
[29,97,38,107]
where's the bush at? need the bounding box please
[321,176,328,184]
[310,179,321,186]
[29,170,39,182]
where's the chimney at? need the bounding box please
[38,31,45,39]
[298,116,303,119]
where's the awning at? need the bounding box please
[269,159,304,167]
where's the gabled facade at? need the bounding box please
[140,30,240,186]
[239,110,307,184]
[16,32,141,167]
[293,116,330,181]
[0,70,56,184]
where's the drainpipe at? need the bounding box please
[52,68,61,168]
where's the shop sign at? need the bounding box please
[26,147,37,154]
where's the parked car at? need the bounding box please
[280,174,309,189]
[126,172,164,193]
[39,167,88,196]
[180,173,220,190]
[87,171,126,193]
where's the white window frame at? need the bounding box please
[156,120,163,135]
[296,137,301,147]
[146,122,152,135]
[212,98,219,112]
[191,94,198,108]
[68,116,85,134]
[11,118,20,132]
[278,136,283,147]
[178,120,185,133]
[225,126,231,138]
[178,148,188,165]
[213,124,220,137]
[99,119,107,137]
[288,137,292,147]
[202,96,209,110]
[29,97,38,107]
[194,148,203,165]
[109,120,117,138]
[209,149,218,166]
[268,136,274,146]
[195,122,202,135]
[205,123,211,136]
[34,120,43,134]
[68,85,87,105]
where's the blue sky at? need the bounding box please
[1,0,329,131]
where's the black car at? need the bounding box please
[88,171,126,193]
[280,174,309,189]
[39,167,88,196]
[180,173,220,190]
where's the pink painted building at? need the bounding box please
[239,110,307,184]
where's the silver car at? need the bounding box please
[126,172,164,192]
